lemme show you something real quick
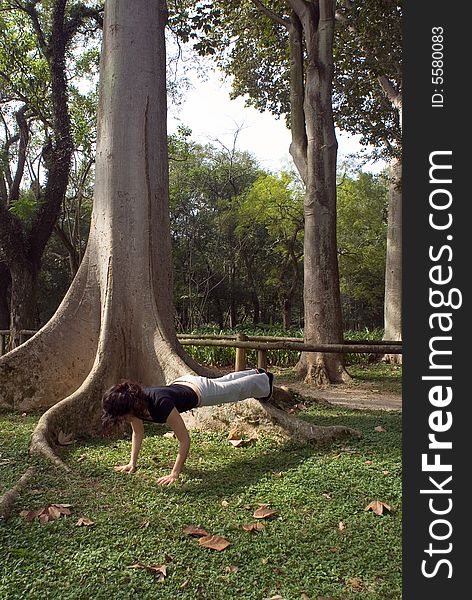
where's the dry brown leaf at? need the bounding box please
[51,504,72,515]
[383,470,390,475]
[20,508,44,522]
[57,431,75,446]
[322,493,332,500]
[221,499,229,508]
[365,460,373,465]
[127,563,167,581]
[264,595,284,600]
[164,553,173,562]
[348,577,363,590]
[39,513,49,524]
[180,579,189,589]
[328,547,338,553]
[198,534,231,551]
[261,557,269,565]
[242,522,265,533]
[228,436,245,448]
[76,517,95,527]
[374,425,386,433]
[365,500,391,515]
[163,431,175,438]
[318,597,335,600]
[140,520,150,529]
[48,505,62,520]
[338,521,346,530]
[253,505,278,520]
[225,565,239,573]
[77,454,87,462]
[300,593,310,600]
[183,525,209,537]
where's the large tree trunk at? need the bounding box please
[383,157,402,363]
[292,1,350,385]
[8,260,38,349]
[0,0,359,470]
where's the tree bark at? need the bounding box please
[383,157,402,363]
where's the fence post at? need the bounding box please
[235,333,248,371]
[257,349,268,371]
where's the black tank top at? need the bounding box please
[143,384,199,423]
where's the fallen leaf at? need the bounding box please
[383,470,390,475]
[225,565,238,573]
[51,504,72,515]
[228,436,245,448]
[76,517,95,527]
[47,505,62,520]
[243,504,252,510]
[300,593,310,600]
[20,508,44,522]
[0,458,14,466]
[365,500,391,515]
[348,577,363,590]
[163,431,175,438]
[127,563,167,581]
[261,557,269,565]
[328,547,338,553]
[57,431,75,446]
[318,597,335,600]
[183,525,209,537]
[140,520,150,529]
[374,425,386,433]
[365,460,373,465]
[77,454,87,462]
[180,579,189,589]
[198,535,231,551]
[322,493,332,500]
[221,499,229,508]
[242,522,265,533]
[264,595,284,600]
[20,504,71,523]
[164,553,173,562]
[296,403,308,411]
[253,505,278,519]
[338,521,346,530]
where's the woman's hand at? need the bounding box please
[113,463,136,473]
[156,473,179,486]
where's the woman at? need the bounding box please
[101,369,273,485]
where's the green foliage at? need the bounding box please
[7,190,38,226]
[337,167,388,327]
[0,402,401,599]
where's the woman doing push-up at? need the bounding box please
[101,369,274,485]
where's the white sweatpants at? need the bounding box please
[172,369,270,407]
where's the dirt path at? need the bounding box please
[278,380,402,411]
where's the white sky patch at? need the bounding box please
[168,68,385,174]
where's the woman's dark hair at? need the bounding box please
[101,380,148,437]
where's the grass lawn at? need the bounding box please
[1,397,401,599]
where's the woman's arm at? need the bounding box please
[114,417,144,473]
[156,408,190,486]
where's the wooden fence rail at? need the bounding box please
[1,330,402,372]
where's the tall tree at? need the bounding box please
[176,0,350,384]
[1,0,357,467]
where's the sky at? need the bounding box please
[167,67,385,174]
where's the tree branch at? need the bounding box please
[8,105,29,203]
[250,0,290,29]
